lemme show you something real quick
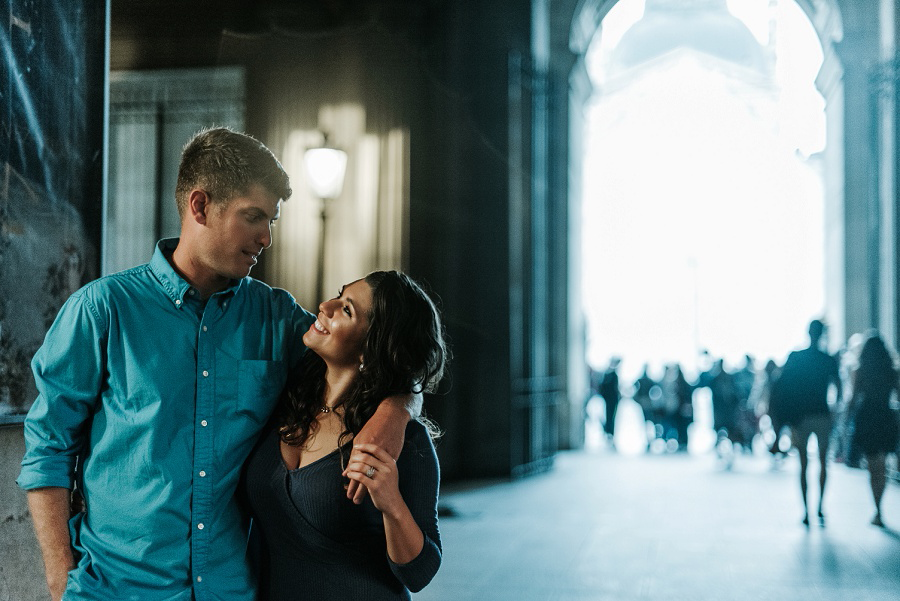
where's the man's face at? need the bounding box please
[200,183,281,282]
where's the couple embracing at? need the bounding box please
[18,128,447,600]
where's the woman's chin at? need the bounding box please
[302,330,316,349]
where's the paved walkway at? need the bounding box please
[414,448,900,601]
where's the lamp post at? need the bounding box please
[304,137,348,304]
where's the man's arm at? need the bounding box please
[18,292,107,598]
[27,488,75,601]
[347,392,423,503]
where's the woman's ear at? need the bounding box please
[187,189,211,225]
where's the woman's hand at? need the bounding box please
[343,442,426,564]
[346,400,409,503]
[343,443,405,516]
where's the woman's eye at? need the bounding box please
[343,306,352,317]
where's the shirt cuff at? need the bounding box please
[17,456,76,491]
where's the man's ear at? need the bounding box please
[187,189,211,225]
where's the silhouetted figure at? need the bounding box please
[697,358,739,466]
[834,332,865,467]
[663,364,694,450]
[772,319,842,526]
[749,359,784,461]
[633,365,660,447]
[847,332,900,527]
[732,354,757,451]
[599,358,622,446]
[586,366,601,421]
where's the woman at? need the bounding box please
[244,271,447,599]
[848,332,900,527]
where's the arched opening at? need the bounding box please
[569,0,843,453]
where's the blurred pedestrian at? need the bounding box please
[772,319,842,526]
[749,359,784,461]
[663,364,694,451]
[732,354,757,452]
[697,358,739,467]
[846,332,900,527]
[599,357,622,448]
[633,365,660,449]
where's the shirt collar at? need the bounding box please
[150,238,245,308]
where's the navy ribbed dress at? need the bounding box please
[244,420,442,600]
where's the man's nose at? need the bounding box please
[259,224,273,249]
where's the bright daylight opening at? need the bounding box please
[581,0,826,454]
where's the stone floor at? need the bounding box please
[414,447,900,601]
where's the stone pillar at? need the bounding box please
[818,37,847,347]
[832,0,882,345]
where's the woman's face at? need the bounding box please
[303,279,373,368]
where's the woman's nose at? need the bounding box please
[319,298,337,315]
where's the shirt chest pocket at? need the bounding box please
[215,349,286,424]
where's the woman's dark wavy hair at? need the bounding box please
[854,332,898,396]
[277,271,448,450]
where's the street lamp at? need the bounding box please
[304,135,347,304]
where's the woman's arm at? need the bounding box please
[344,423,441,592]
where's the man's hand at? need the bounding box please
[27,488,75,601]
[347,393,420,503]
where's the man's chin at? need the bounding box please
[228,266,254,280]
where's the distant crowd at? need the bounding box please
[590,320,900,528]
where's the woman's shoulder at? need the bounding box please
[403,419,438,454]
[405,418,429,440]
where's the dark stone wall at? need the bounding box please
[108,0,539,479]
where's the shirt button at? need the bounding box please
[201,420,208,427]
[202,370,209,377]
[175,299,182,306]
[197,523,204,530]
[197,576,203,583]
[199,470,206,477]
[188,289,195,296]
[202,326,208,332]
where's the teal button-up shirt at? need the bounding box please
[18,239,314,600]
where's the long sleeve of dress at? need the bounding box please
[387,421,442,592]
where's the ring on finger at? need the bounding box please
[365,465,376,478]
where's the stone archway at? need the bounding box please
[553,0,900,449]
[566,0,899,354]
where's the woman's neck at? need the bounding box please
[322,364,359,410]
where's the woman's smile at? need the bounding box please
[312,319,330,335]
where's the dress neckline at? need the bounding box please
[277,431,350,473]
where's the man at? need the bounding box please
[18,128,413,600]
[773,319,842,526]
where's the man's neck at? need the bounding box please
[169,243,229,299]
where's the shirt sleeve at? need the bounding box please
[388,421,442,593]
[17,290,107,491]
[287,296,315,369]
